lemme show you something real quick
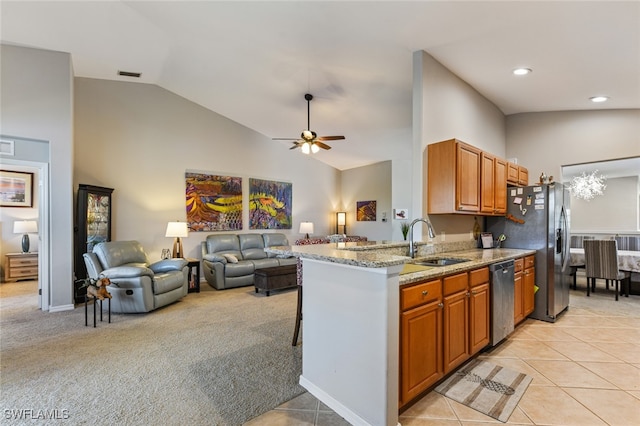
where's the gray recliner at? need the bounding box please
[83,240,188,313]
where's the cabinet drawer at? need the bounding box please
[514,258,524,273]
[9,268,38,279]
[524,255,535,268]
[469,267,489,287]
[8,257,38,268]
[401,279,441,310]
[443,272,468,296]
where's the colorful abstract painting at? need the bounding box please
[249,178,292,229]
[357,200,377,221]
[185,172,242,231]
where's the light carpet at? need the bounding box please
[0,280,303,425]
[435,358,532,423]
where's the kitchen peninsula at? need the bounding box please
[266,241,534,426]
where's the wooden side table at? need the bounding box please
[5,252,38,282]
[185,258,200,293]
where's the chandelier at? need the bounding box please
[568,170,607,201]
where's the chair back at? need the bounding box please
[584,239,620,280]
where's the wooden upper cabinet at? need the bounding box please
[480,152,495,214]
[507,161,529,186]
[494,158,507,214]
[427,139,480,214]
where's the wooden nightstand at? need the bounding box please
[5,253,38,282]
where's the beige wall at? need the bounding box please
[74,78,342,260]
[340,161,392,241]
[413,51,506,242]
[0,45,74,309]
[506,110,640,234]
[506,110,640,180]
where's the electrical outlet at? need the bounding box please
[441,231,445,241]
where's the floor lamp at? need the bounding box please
[165,221,188,258]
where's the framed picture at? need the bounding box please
[0,170,33,207]
[356,200,377,221]
[393,208,408,220]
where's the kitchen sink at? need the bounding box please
[412,257,471,267]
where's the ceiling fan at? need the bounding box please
[273,93,345,154]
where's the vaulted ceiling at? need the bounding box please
[2,1,638,170]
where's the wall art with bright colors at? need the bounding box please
[249,178,292,229]
[356,200,377,221]
[185,172,242,231]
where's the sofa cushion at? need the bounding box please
[239,233,267,260]
[94,240,149,268]
[225,262,255,277]
[206,234,241,254]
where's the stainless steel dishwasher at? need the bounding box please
[489,259,515,346]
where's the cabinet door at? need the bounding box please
[456,143,481,212]
[518,166,529,186]
[443,290,469,373]
[469,282,490,355]
[507,162,519,185]
[480,152,495,214]
[514,271,524,324]
[494,158,507,214]
[523,267,535,316]
[400,300,443,404]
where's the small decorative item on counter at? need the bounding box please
[400,222,410,240]
[539,172,548,184]
[473,216,481,240]
[496,234,507,248]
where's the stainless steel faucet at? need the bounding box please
[409,217,437,258]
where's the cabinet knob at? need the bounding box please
[438,303,444,308]
[422,290,428,296]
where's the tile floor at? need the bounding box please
[246,275,639,425]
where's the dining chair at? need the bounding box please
[583,239,631,301]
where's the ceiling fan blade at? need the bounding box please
[315,141,332,150]
[290,144,301,150]
[317,135,345,141]
[273,137,299,141]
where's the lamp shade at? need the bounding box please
[165,221,188,238]
[336,212,346,226]
[13,220,38,234]
[299,221,314,237]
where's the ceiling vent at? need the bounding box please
[118,70,141,78]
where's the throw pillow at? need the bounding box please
[223,253,239,263]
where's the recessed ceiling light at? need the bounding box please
[589,96,609,103]
[512,68,532,76]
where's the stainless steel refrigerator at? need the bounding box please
[485,183,571,323]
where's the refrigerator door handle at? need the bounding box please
[560,205,570,270]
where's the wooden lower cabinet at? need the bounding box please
[514,256,535,324]
[523,255,536,316]
[514,258,524,324]
[400,267,491,408]
[400,299,443,404]
[469,268,490,355]
[399,278,443,406]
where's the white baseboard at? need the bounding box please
[48,304,74,312]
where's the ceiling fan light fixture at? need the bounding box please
[301,142,311,154]
[311,143,320,154]
[302,130,314,140]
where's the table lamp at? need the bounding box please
[165,221,189,258]
[299,222,314,239]
[14,220,38,253]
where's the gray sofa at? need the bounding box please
[201,233,296,290]
[83,240,188,313]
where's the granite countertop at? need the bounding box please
[265,242,535,284]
